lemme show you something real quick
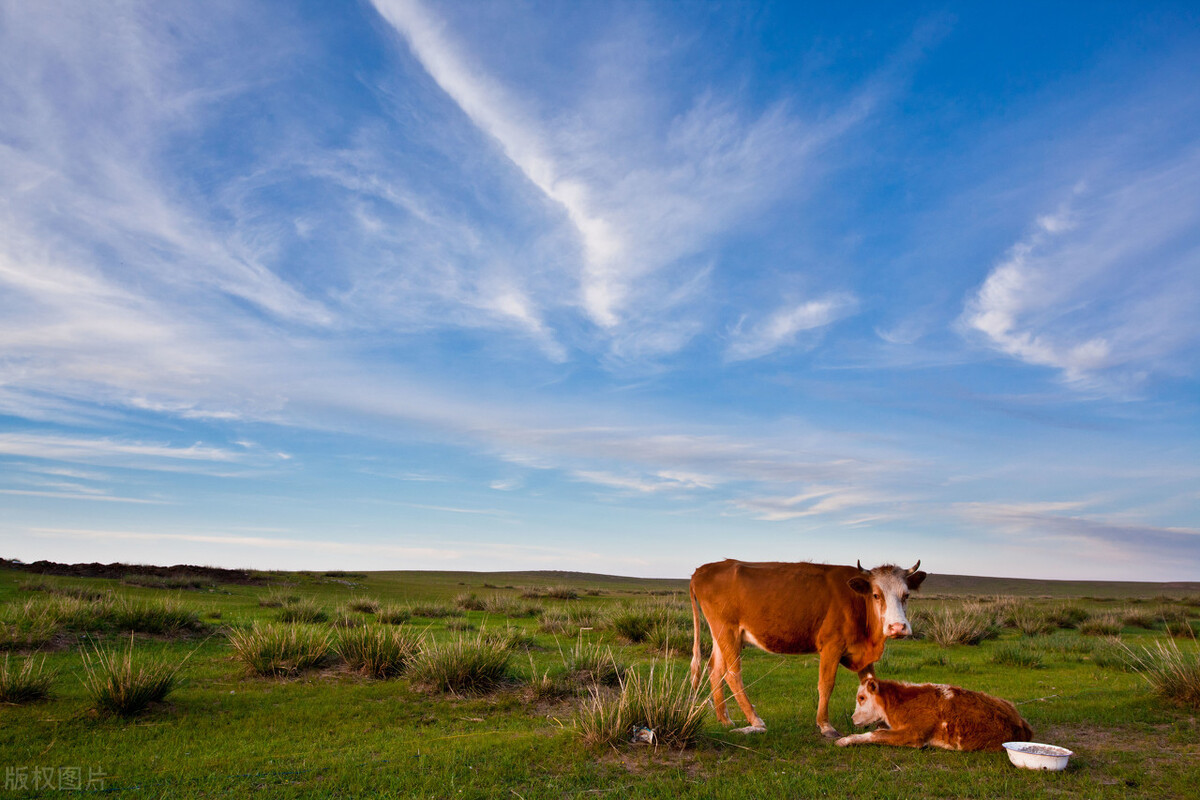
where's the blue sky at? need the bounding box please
[1,0,1198,581]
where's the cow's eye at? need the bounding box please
[872,593,881,600]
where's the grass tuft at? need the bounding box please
[347,597,380,614]
[453,592,486,611]
[278,598,328,624]
[79,635,180,716]
[991,642,1045,668]
[921,607,998,647]
[0,653,56,703]
[377,604,413,625]
[1125,638,1200,709]
[576,661,706,749]
[409,603,459,619]
[563,636,627,687]
[1080,613,1124,636]
[258,589,301,608]
[337,625,422,678]
[228,623,333,676]
[409,631,514,694]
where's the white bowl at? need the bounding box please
[1003,741,1073,771]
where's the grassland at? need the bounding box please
[1,564,1198,798]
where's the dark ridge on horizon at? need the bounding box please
[4,558,1197,597]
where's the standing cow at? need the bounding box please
[689,559,926,738]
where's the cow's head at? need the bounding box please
[848,560,926,638]
[851,677,886,727]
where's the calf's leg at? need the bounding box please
[835,726,930,749]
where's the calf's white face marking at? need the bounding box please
[851,683,887,727]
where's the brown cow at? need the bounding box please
[836,677,1033,751]
[689,559,926,737]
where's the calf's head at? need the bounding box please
[849,560,926,638]
[851,677,886,727]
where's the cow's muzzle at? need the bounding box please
[885,622,911,638]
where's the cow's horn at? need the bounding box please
[856,560,867,573]
[905,560,921,575]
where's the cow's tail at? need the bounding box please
[689,583,704,690]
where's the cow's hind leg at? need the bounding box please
[706,637,731,725]
[719,630,765,734]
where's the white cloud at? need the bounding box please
[961,154,1200,390]
[371,0,875,358]
[0,432,243,468]
[732,485,897,522]
[726,294,858,362]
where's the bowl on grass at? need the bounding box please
[1002,741,1073,771]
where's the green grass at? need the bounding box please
[1,566,1198,798]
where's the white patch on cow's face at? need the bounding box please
[870,570,913,638]
[851,685,886,727]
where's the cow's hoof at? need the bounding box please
[820,727,841,740]
[732,725,767,734]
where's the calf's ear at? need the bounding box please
[906,571,928,591]
[866,678,878,693]
[848,576,872,595]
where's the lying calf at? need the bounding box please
[836,678,1033,752]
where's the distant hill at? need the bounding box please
[370,568,1199,599]
[4,559,1197,598]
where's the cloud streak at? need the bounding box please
[961,150,1200,391]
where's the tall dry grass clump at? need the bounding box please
[377,604,413,625]
[409,631,514,694]
[538,605,600,635]
[337,625,422,678]
[1080,613,1124,636]
[80,635,181,716]
[108,596,204,634]
[277,598,328,624]
[0,600,61,650]
[227,623,333,676]
[481,594,539,618]
[0,654,56,703]
[576,662,706,749]
[347,597,381,614]
[257,589,301,608]
[1125,638,1200,709]
[562,636,627,687]
[921,606,997,647]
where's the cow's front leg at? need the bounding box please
[815,647,841,739]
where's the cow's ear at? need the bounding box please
[848,576,872,595]
[866,678,878,693]
[906,571,928,591]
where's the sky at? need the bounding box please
[1,0,1198,582]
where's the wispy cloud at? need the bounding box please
[0,432,246,471]
[0,490,164,505]
[371,0,878,359]
[956,500,1200,571]
[571,469,720,494]
[732,485,899,522]
[726,294,859,362]
[961,150,1200,391]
